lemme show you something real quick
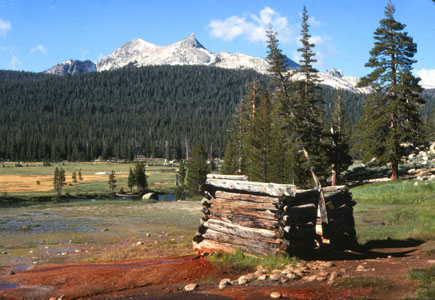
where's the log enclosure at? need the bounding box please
[193,175,356,256]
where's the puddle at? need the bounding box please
[12,265,30,272]
[0,284,18,290]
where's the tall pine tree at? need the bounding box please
[357,1,424,180]
[328,89,353,185]
[186,142,208,194]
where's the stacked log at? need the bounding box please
[323,186,357,249]
[193,176,357,256]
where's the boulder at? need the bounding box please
[142,193,158,200]
[184,283,198,291]
[219,278,231,289]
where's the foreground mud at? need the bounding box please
[0,239,432,300]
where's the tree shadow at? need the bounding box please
[296,238,424,261]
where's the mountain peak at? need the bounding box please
[176,32,206,50]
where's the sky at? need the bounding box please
[0,0,434,85]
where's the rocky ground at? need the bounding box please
[0,239,432,300]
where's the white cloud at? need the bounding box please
[10,55,21,70]
[30,44,48,55]
[208,7,294,43]
[308,16,322,26]
[416,69,435,87]
[0,18,11,37]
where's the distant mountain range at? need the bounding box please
[45,33,370,93]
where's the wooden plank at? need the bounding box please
[210,198,276,211]
[208,205,276,220]
[193,239,279,256]
[215,191,278,204]
[323,185,348,193]
[205,179,296,197]
[204,219,278,241]
[203,229,278,255]
[209,211,278,231]
[206,174,249,181]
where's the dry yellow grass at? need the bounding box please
[0,174,127,193]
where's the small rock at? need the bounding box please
[271,269,281,274]
[101,228,109,232]
[184,283,198,292]
[1,251,8,255]
[254,270,264,277]
[74,249,81,253]
[280,277,289,283]
[238,275,249,285]
[296,262,305,268]
[270,292,281,299]
[356,265,366,272]
[322,262,333,267]
[32,261,38,264]
[61,252,67,256]
[257,265,264,271]
[329,271,337,281]
[340,268,346,273]
[318,271,329,277]
[258,274,269,281]
[387,255,392,259]
[49,297,56,300]
[316,276,327,281]
[7,270,15,275]
[136,241,144,246]
[247,273,257,281]
[371,268,376,271]
[307,275,317,282]
[219,278,231,289]
[154,240,158,244]
[270,274,281,282]
[145,233,151,237]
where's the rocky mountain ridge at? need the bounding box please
[45,33,368,93]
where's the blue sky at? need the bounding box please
[0,0,434,84]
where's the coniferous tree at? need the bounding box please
[222,139,236,175]
[186,142,208,194]
[134,162,148,192]
[127,167,135,193]
[178,160,186,185]
[250,89,273,182]
[357,2,424,180]
[72,171,77,183]
[108,170,117,193]
[53,167,66,197]
[328,89,353,186]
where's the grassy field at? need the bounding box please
[351,179,435,243]
[0,161,179,200]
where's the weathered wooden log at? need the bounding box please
[325,190,353,206]
[203,229,278,255]
[327,206,353,218]
[208,205,276,220]
[201,198,211,206]
[214,191,278,204]
[209,210,278,231]
[210,198,276,211]
[204,219,277,242]
[205,179,296,197]
[206,174,249,181]
[279,189,319,207]
[322,185,348,193]
[193,239,278,256]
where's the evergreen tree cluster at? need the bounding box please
[224,3,431,184]
[0,66,267,161]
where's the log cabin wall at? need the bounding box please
[193,174,356,256]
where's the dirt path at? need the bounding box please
[0,240,432,300]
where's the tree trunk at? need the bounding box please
[331,164,337,186]
[391,159,398,180]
